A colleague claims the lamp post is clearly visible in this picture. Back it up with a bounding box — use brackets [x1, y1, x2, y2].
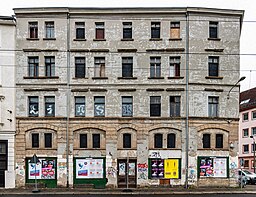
[250, 136, 256, 173]
[227, 76, 246, 99]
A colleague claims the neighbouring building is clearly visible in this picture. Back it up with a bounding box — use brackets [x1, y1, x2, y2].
[239, 87, 256, 172]
[0, 16, 16, 188]
[14, 7, 244, 188]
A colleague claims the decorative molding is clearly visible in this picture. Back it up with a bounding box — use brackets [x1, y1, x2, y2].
[118, 89, 136, 92]
[166, 88, 185, 92]
[71, 89, 89, 92]
[70, 49, 89, 52]
[117, 49, 137, 53]
[24, 88, 58, 92]
[146, 88, 165, 92]
[204, 88, 223, 92]
[205, 48, 224, 52]
[90, 88, 107, 92]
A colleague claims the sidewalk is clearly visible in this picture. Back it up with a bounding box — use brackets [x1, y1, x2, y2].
[1, 185, 256, 195]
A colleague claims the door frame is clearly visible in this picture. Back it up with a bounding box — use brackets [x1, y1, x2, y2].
[0, 140, 8, 187]
[117, 159, 137, 188]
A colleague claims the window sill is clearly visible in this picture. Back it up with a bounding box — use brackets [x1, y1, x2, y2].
[73, 38, 87, 41]
[205, 76, 223, 79]
[121, 38, 134, 41]
[117, 77, 137, 80]
[24, 76, 59, 79]
[148, 77, 164, 79]
[167, 76, 184, 79]
[92, 77, 108, 80]
[43, 38, 56, 40]
[26, 38, 39, 41]
[93, 39, 106, 41]
[169, 38, 182, 41]
[149, 38, 162, 41]
[208, 38, 221, 41]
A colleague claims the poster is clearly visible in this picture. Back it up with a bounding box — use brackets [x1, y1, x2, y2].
[151, 159, 164, 178]
[28, 158, 56, 180]
[28, 162, 42, 179]
[213, 158, 227, 177]
[164, 159, 179, 179]
[128, 162, 136, 176]
[76, 158, 104, 179]
[119, 162, 126, 176]
[199, 157, 214, 177]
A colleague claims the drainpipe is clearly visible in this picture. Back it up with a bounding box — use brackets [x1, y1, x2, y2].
[184, 9, 190, 189]
[66, 11, 71, 188]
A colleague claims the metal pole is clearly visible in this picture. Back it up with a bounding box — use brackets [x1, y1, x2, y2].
[34, 163, 38, 191]
[184, 10, 190, 189]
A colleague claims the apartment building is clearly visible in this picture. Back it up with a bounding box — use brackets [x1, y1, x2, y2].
[14, 7, 244, 188]
[0, 16, 16, 188]
[239, 87, 256, 172]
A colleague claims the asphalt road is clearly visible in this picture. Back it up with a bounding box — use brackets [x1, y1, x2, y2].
[1, 195, 256, 197]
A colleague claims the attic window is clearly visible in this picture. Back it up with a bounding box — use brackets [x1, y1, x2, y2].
[240, 99, 250, 105]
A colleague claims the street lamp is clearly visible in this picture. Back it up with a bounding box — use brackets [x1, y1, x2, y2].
[250, 136, 256, 173]
[227, 76, 246, 99]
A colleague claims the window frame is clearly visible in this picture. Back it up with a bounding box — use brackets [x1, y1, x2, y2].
[75, 57, 86, 78]
[75, 96, 85, 117]
[28, 56, 39, 77]
[167, 133, 176, 148]
[44, 133, 52, 148]
[170, 22, 180, 39]
[243, 128, 249, 137]
[208, 56, 219, 77]
[122, 57, 133, 77]
[32, 133, 39, 148]
[151, 22, 161, 39]
[45, 96, 55, 117]
[95, 22, 105, 40]
[123, 133, 132, 148]
[150, 96, 161, 117]
[208, 96, 219, 117]
[170, 96, 181, 117]
[45, 21, 55, 39]
[169, 56, 181, 77]
[94, 96, 105, 117]
[243, 144, 249, 153]
[45, 56, 55, 77]
[243, 112, 249, 121]
[80, 134, 87, 148]
[203, 134, 211, 148]
[92, 133, 101, 148]
[28, 96, 39, 117]
[122, 96, 133, 117]
[154, 133, 163, 148]
[94, 57, 105, 77]
[215, 134, 223, 148]
[28, 22, 38, 39]
[75, 22, 85, 39]
[150, 57, 161, 78]
[209, 21, 218, 39]
[123, 22, 132, 39]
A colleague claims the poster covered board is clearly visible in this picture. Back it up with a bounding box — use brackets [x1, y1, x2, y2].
[28, 159, 56, 180]
[199, 157, 227, 178]
[76, 158, 104, 179]
[164, 159, 179, 179]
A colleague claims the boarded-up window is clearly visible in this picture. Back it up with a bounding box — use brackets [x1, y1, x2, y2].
[170, 22, 180, 39]
[95, 22, 105, 39]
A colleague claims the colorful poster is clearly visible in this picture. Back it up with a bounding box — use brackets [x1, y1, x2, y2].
[151, 159, 164, 178]
[41, 160, 55, 179]
[28, 162, 42, 179]
[199, 158, 214, 177]
[128, 162, 136, 176]
[213, 158, 227, 177]
[164, 159, 179, 179]
[76, 158, 104, 179]
[119, 162, 126, 176]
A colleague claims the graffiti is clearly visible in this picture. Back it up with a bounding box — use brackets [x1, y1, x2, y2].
[16, 163, 25, 176]
[151, 152, 161, 158]
[138, 163, 148, 180]
[188, 168, 196, 183]
[58, 162, 66, 175]
[230, 162, 238, 178]
[107, 167, 117, 177]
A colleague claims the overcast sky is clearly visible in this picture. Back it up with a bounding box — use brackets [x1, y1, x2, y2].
[1, 0, 255, 92]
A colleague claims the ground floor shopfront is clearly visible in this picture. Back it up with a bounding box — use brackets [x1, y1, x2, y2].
[15, 118, 239, 188]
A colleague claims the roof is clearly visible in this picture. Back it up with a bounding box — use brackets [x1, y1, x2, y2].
[240, 87, 256, 112]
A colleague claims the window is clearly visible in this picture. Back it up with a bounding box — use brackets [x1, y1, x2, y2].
[252, 127, 256, 136]
[154, 134, 163, 148]
[243, 128, 249, 137]
[170, 22, 180, 39]
[170, 96, 181, 117]
[216, 134, 223, 148]
[93, 134, 100, 148]
[151, 22, 160, 39]
[32, 133, 39, 148]
[243, 113, 249, 121]
[122, 57, 133, 77]
[123, 22, 132, 39]
[169, 57, 180, 77]
[150, 96, 161, 117]
[94, 96, 105, 117]
[45, 96, 55, 117]
[167, 133, 176, 148]
[28, 96, 39, 117]
[75, 57, 86, 78]
[123, 133, 131, 148]
[95, 22, 105, 40]
[208, 56, 219, 77]
[150, 57, 161, 78]
[94, 57, 105, 77]
[75, 97, 85, 117]
[208, 96, 218, 117]
[28, 57, 39, 77]
[244, 160, 249, 168]
[122, 96, 133, 117]
[75, 22, 85, 39]
[252, 111, 256, 119]
[45, 56, 55, 77]
[80, 134, 87, 148]
[29, 22, 38, 39]
[243, 144, 249, 153]
[45, 21, 54, 38]
[44, 133, 52, 148]
[203, 134, 211, 148]
[252, 144, 255, 153]
[209, 21, 218, 39]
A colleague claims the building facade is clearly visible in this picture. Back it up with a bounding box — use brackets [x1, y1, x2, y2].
[14, 7, 244, 188]
[0, 16, 16, 188]
[239, 87, 256, 172]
